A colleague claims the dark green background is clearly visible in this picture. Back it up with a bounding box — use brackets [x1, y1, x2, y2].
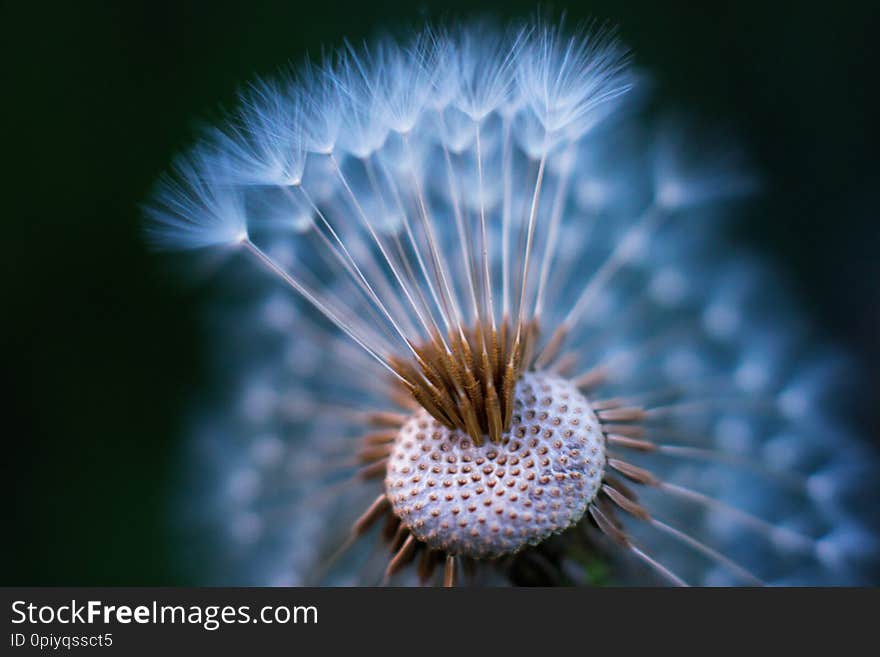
[3, 1, 878, 584]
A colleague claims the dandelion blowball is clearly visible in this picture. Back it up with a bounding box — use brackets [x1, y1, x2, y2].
[147, 18, 879, 586]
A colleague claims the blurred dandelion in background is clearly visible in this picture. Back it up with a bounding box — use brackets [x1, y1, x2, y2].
[147, 17, 879, 586]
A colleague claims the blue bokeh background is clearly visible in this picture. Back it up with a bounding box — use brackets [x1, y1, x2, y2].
[3, 0, 878, 584]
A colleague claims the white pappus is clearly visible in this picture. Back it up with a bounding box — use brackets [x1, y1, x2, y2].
[147, 19, 879, 586]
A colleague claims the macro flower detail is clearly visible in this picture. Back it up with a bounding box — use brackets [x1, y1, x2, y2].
[148, 20, 879, 586]
[385, 372, 606, 561]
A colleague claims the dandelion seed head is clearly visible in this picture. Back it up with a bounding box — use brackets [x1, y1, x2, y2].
[151, 18, 879, 586]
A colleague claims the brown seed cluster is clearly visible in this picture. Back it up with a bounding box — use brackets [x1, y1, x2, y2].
[389, 319, 539, 447]
[385, 372, 605, 558]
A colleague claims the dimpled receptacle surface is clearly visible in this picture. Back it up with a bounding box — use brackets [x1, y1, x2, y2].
[385, 372, 606, 558]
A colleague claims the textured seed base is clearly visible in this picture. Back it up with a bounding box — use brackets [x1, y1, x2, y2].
[385, 372, 606, 558]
